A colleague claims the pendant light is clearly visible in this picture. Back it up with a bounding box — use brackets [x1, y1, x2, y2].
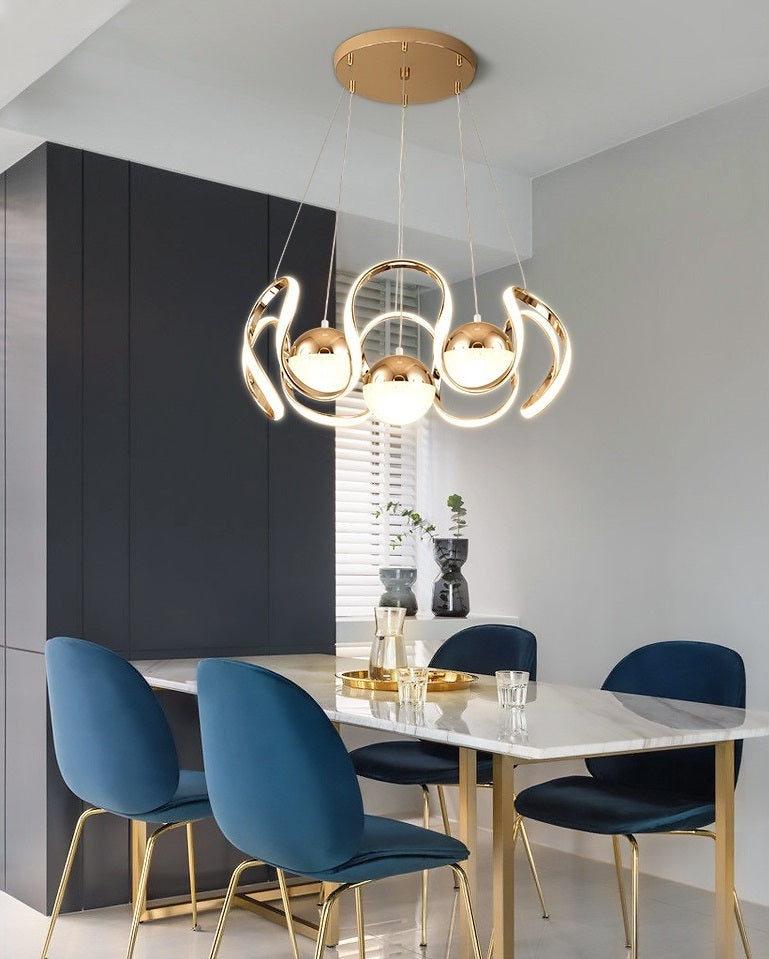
[241, 28, 571, 429]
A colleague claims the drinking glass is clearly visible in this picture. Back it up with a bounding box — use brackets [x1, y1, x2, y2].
[396, 666, 429, 706]
[496, 670, 529, 708]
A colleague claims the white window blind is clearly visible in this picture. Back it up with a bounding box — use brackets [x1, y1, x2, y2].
[335, 272, 429, 618]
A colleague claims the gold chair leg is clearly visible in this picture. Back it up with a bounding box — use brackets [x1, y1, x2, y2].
[437, 784, 452, 835]
[185, 822, 199, 931]
[355, 886, 366, 959]
[625, 834, 639, 959]
[486, 928, 494, 959]
[451, 864, 483, 959]
[315, 884, 355, 959]
[420, 784, 430, 947]
[733, 889, 752, 959]
[40, 807, 106, 959]
[208, 859, 263, 959]
[612, 835, 632, 948]
[438, 785, 460, 890]
[669, 829, 752, 959]
[125, 821, 186, 959]
[516, 816, 549, 919]
[276, 868, 301, 959]
[444, 887, 459, 959]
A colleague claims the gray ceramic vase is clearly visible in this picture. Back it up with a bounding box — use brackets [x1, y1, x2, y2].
[378, 566, 418, 616]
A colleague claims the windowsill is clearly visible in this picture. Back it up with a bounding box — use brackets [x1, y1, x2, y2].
[335, 612, 520, 660]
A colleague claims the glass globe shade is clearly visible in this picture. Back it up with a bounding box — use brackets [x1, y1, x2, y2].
[362, 353, 436, 425]
[286, 326, 352, 395]
[443, 321, 514, 390]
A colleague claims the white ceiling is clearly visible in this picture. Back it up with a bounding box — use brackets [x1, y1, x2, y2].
[2, 0, 769, 276]
[0, 0, 129, 167]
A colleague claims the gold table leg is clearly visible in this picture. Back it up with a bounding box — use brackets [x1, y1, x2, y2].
[492, 755, 515, 959]
[715, 740, 735, 959]
[458, 747, 477, 959]
[130, 821, 148, 915]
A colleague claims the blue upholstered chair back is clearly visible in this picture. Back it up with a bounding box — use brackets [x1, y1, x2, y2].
[197, 659, 365, 875]
[586, 641, 745, 799]
[45, 637, 180, 816]
[429, 624, 537, 680]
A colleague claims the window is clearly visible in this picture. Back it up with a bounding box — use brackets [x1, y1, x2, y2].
[335, 272, 429, 618]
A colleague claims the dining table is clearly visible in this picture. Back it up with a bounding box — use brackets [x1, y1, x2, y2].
[134, 651, 769, 959]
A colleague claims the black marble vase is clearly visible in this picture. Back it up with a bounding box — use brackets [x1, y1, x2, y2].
[431, 538, 470, 617]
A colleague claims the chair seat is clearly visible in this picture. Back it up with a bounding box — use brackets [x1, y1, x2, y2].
[515, 775, 715, 835]
[130, 770, 212, 824]
[351, 740, 494, 786]
[305, 815, 468, 883]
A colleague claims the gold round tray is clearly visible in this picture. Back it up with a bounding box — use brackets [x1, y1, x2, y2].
[337, 669, 477, 692]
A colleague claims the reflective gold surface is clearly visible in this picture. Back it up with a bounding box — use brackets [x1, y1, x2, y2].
[333, 29, 476, 104]
[337, 668, 478, 692]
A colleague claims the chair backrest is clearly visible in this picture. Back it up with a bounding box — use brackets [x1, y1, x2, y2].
[586, 640, 745, 798]
[45, 637, 179, 816]
[429, 624, 538, 679]
[197, 659, 365, 875]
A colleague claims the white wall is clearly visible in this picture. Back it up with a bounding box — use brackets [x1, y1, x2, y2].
[427, 87, 769, 906]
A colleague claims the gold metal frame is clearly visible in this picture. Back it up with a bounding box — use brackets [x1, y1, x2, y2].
[41, 808, 202, 959]
[242, 266, 571, 430]
[207, 860, 483, 959]
[333, 29, 477, 105]
[612, 828, 752, 959]
[423, 781, 549, 956]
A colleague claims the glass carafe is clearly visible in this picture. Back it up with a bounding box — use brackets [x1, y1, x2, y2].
[369, 606, 408, 682]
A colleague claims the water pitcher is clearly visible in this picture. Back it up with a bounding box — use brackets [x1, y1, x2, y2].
[369, 606, 408, 681]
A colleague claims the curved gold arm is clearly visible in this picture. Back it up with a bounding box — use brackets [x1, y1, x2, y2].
[358, 309, 437, 376]
[241, 277, 301, 421]
[502, 286, 525, 379]
[433, 374, 520, 428]
[241, 276, 369, 427]
[513, 287, 571, 418]
[343, 258, 452, 380]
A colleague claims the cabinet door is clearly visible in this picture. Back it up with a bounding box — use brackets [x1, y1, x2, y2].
[130, 164, 270, 658]
[267, 197, 335, 654]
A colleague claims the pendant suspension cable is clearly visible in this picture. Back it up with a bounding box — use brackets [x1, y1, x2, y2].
[456, 91, 480, 318]
[322, 88, 355, 326]
[463, 91, 527, 290]
[396, 45, 408, 351]
[274, 89, 345, 281]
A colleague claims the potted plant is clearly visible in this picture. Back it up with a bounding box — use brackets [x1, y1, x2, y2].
[373, 503, 436, 616]
[432, 494, 470, 618]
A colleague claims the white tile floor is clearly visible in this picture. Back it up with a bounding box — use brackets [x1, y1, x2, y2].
[5, 838, 768, 959]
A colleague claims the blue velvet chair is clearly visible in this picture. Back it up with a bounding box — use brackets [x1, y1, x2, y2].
[515, 640, 751, 959]
[349, 623, 548, 945]
[44, 637, 212, 959]
[197, 658, 484, 959]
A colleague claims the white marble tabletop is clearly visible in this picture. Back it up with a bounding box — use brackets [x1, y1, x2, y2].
[133, 653, 769, 762]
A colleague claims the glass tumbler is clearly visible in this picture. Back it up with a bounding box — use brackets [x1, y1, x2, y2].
[496, 670, 529, 708]
[396, 666, 430, 706]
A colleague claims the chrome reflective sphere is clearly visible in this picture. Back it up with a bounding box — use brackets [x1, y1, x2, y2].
[443, 320, 515, 391]
[285, 326, 352, 396]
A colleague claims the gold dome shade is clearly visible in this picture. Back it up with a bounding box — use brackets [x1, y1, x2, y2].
[285, 326, 352, 397]
[443, 320, 515, 391]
